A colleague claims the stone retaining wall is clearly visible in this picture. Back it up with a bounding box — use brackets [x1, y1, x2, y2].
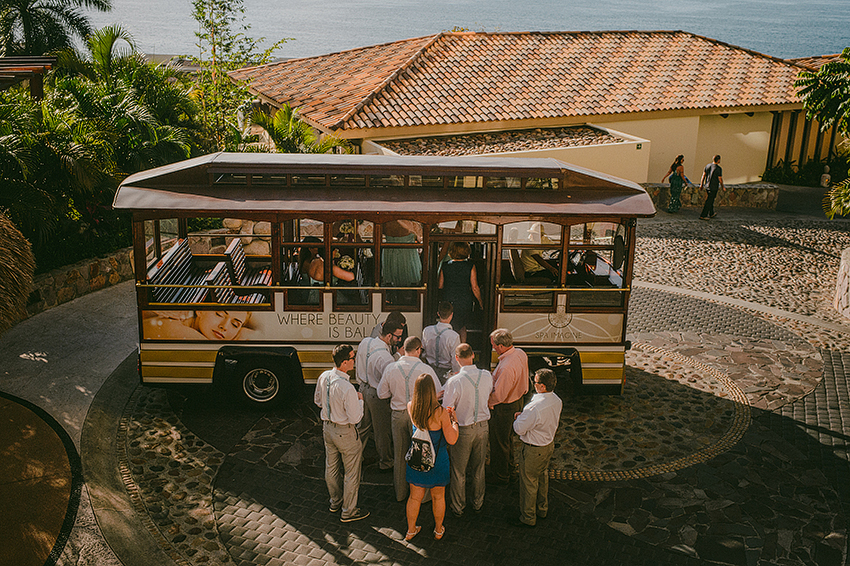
[24, 247, 136, 321]
[19, 220, 272, 326]
[835, 248, 850, 321]
[643, 183, 779, 211]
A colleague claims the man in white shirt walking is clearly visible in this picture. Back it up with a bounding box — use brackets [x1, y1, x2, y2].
[378, 336, 442, 501]
[442, 342, 492, 517]
[314, 344, 369, 522]
[512, 368, 562, 527]
[355, 320, 403, 472]
[422, 301, 461, 384]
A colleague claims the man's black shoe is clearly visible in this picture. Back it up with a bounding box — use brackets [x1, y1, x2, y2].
[450, 508, 463, 518]
[514, 518, 536, 528]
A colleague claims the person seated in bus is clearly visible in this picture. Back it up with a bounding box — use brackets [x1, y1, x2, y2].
[300, 237, 355, 284]
[143, 310, 253, 341]
[438, 241, 483, 343]
[520, 223, 558, 283]
[422, 302, 461, 384]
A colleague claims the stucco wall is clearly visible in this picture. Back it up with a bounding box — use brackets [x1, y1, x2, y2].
[598, 116, 701, 184]
[464, 139, 650, 184]
[694, 113, 773, 184]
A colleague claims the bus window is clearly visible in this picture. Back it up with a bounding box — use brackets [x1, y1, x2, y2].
[381, 220, 423, 308]
[144, 220, 158, 264]
[160, 218, 179, 254]
[525, 178, 559, 190]
[566, 222, 628, 308]
[431, 220, 495, 235]
[569, 222, 618, 246]
[332, 219, 374, 307]
[284, 218, 325, 307]
[502, 221, 562, 286]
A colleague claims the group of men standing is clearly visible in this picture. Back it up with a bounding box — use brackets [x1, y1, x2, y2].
[314, 302, 563, 528]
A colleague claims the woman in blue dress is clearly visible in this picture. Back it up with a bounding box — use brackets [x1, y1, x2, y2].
[405, 374, 458, 541]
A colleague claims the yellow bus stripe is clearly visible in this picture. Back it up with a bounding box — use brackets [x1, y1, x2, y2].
[143, 366, 214, 379]
[299, 351, 334, 364]
[581, 367, 624, 382]
[579, 352, 625, 364]
[141, 350, 218, 363]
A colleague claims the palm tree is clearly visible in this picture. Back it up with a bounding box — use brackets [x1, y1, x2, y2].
[0, 212, 35, 336]
[250, 103, 350, 154]
[795, 47, 850, 218]
[0, 0, 112, 56]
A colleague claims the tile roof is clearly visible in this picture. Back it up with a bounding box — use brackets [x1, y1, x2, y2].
[787, 54, 843, 71]
[229, 31, 808, 133]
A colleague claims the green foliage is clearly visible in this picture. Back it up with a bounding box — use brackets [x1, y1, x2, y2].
[795, 47, 850, 218]
[795, 47, 850, 139]
[0, 26, 205, 272]
[824, 178, 850, 219]
[249, 103, 350, 154]
[761, 154, 849, 186]
[188, 217, 224, 232]
[189, 0, 288, 151]
[0, 0, 111, 56]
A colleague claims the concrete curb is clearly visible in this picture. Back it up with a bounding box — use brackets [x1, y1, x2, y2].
[80, 353, 179, 566]
[633, 279, 850, 334]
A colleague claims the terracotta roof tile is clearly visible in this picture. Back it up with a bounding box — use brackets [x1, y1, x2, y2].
[230, 31, 808, 132]
[787, 54, 843, 70]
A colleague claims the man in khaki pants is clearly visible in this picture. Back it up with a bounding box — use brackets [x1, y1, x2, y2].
[513, 368, 562, 527]
[442, 343, 492, 516]
[314, 344, 370, 523]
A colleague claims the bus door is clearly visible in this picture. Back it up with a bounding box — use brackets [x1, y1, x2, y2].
[426, 236, 497, 358]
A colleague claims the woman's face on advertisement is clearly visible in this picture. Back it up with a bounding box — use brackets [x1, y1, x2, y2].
[196, 311, 246, 340]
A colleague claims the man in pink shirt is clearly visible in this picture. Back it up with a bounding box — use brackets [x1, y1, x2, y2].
[487, 328, 529, 485]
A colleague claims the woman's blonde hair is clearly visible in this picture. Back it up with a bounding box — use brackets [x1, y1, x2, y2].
[410, 373, 439, 430]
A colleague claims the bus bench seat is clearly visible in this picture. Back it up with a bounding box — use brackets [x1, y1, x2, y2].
[147, 239, 201, 303]
[207, 262, 266, 305]
[224, 238, 272, 288]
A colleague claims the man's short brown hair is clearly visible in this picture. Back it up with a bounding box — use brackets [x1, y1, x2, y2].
[437, 301, 453, 320]
[535, 368, 557, 392]
[333, 343, 354, 367]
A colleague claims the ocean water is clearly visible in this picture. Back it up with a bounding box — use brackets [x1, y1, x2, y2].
[88, 0, 850, 61]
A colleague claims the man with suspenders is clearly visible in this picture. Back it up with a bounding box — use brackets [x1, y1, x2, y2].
[314, 344, 369, 522]
[442, 342, 493, 517]
[422, 301, 461, 385]
[378, 336, 443, 501]
[355, 321, 403, 472]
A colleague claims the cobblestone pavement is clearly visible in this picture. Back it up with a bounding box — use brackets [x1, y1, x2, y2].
[108, 211, 850, 566]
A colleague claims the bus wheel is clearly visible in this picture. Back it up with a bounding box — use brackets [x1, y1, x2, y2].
[239, 363, 282, 406]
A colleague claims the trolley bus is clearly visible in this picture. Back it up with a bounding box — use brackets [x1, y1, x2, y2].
[113, 153, 655, 405]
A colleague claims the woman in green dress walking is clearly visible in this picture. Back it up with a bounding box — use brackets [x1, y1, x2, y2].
[661, 154, 689, 213]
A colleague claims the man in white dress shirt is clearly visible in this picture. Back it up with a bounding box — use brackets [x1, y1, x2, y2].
[314, 344, 369, 522]
[355, 320, 403, 472]
[378, 336, 442, 501]
[442, 342, 492, 517]
[422, 301, 461, 384]
[512, 368, 562, 527]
